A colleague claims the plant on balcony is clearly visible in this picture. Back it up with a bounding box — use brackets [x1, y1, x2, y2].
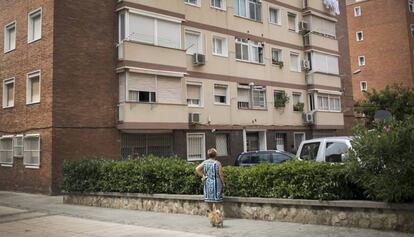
[293, 102, 305, 112]
[274, 92, 289, 108]
[272, 60, 284, 69]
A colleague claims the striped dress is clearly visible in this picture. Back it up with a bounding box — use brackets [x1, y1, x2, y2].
[203, 159, 223, 202]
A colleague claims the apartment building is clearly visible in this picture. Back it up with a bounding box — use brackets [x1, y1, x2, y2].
[347, 0, 414, 102]
[0, 0, 351, 194]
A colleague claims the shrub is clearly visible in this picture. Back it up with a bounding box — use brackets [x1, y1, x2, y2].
[346, 117, 414, 203]
[63, 156, 361, 200]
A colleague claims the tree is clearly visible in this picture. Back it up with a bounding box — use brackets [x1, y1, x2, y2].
[355, 85, 414, 124]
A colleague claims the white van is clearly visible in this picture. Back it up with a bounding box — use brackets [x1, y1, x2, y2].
[296, 137, 352, 162]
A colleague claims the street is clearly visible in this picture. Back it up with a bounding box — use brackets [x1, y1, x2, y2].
[0, 191, 413, 237]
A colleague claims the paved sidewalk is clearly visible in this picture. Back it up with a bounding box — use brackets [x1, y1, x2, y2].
[0, 191, 413, 237]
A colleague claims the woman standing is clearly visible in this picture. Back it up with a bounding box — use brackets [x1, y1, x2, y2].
[196, 148, 225, 211]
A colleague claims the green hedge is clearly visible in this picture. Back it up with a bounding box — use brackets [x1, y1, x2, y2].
[63, 156, 363, 200]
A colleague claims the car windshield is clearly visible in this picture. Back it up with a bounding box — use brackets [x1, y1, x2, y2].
[300, 142, 320, 161]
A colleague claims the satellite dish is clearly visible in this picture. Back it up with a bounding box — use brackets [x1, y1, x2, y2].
[374, 110, 391, 122]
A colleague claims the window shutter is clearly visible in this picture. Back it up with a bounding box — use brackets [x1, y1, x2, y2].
[185, 32, 201, 54]
[33, 14, 41, 40]
[214, 86, 227, 97]
[119, 73, 126, 102]
[237, 88, 249, 102]
[187, 84, 201, 100]
[216, 134, 228, 156]
[128, 73, 156, 92]
[157, 76, 182, 103]
[157, 19, 180, 49]
[129, 13, 155, 43]
[31, 77, 40, 102]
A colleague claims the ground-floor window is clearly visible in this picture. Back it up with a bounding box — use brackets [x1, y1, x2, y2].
[275, 133, 286, 151]
[121, 133, 173, 159]
[187, 133, 205, 161]
[0, 136, 13, 165]
[215, 134, 229, 156]
[293, 132, 306, 152]
[23, 135, 40, 167]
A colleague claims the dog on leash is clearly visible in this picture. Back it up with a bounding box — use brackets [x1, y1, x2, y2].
[207, 209, 224, 228]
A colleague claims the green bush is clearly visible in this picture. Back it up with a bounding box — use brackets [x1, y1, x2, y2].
[63, 156, 362, 200]
[346, 117, 414, 203]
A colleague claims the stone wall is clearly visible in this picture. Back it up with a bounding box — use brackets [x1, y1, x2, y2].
[64, 193, 414, 233]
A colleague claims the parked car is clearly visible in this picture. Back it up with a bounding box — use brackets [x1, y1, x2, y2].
[296, 137, 352, 163]
[234, 150, 295, 166]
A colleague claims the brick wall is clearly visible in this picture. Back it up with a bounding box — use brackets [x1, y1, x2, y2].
[347, 0, 414, 102]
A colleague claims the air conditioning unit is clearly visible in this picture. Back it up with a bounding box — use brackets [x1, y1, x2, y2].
[302, 60, 311, 70]
[299, 21, 309, 33]
[303, 34, 310, 46]
[189, 113, 201, 124]
[193, 53, 206, 66]
[303, 112, 314, 124]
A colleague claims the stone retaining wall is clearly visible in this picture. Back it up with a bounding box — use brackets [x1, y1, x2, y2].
[63, 192, 414, 233]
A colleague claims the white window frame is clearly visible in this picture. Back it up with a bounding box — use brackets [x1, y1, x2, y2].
[186, 81, 204, 107]
[3, 78, 15, 108]
[27, 8, 42, 43]
[211, 0, 226, 10]
[316, 94, 341, 112]
[214, 84, 229, 105]
[13, 135, 24, 157]
[215, 134, 229, 156]
[290, 52, 301, 72]
[184, 30, 203, 55]
[23, 134, 41, 168]
[288, 12, 298, 32]
[26, 70, 41, 105]
[360, 81, 368, 92]
[356, 31, 364, 41]
[233, 0, 262, 22]
[212, 35, 228, 57]
[0, 135, 14, 166]
[128, 90, 156, 103]
[411, 24, 414, 38]
[354, 6, 361, 17]
[186, 133, 206, 161]
[292, 92, 303, 112]
[293, 132, 306, 150]
[409, 0, 414, 13]
[358, 55, 366, 66]
[235, 38, 264, 64]
[271, 48, 283, 64]
[269, 7, 281, 25]
[185, 0, 201, 7]
[4, 21, 16, 53]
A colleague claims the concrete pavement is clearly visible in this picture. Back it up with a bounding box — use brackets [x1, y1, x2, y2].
[0, 191, 413, 237]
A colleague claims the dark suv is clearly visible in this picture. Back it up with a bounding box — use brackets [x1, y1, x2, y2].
[234, 150, 294, 166]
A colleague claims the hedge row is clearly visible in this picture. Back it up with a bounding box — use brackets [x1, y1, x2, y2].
[62, 156, 364, 200]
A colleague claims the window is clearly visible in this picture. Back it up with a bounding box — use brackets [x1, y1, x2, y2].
[28, 8, 42, 43]
[411, 24, 414, 38]
[233, 0, 262, 21]
[275, 133, 286, 151]
[317, 94, 341, 112]
[356, 31, 364, 41]
[311, 52, 339, 75]
[308, 93, 315, 111]
[128, 91, 156, 103]
[293, 132, 305, 151]
[121, 133, 173, 159]
[13, 135, 23, 157]
[212, 36, 228, 57]
[299, 142, 320, 161]
[237, 84, 266, 109]
[27, 71, 41, 104]
[292, 92, 303, 112]
[187, 133, 206, 161]
[185, 30, 202, 55]
[271, 48, 282, 64]
[4, 22, 16, 52]
[360, 81, 368, 92]
[211, 0, 226, 10]
[185, 0, 200, 6]
[288, 12, 297, 32]
[118, 12, 126, 42]
[274, 90, 288, 108]
[214, 84, 228, 104]
[0, 136, 13, 165]
[290, 52, 300, 72]
[304, 15, 336, 38]
[325, 142, 349, 163]
[269, 7, 281, 25]
[236, 38, 264, 63]
[354, 6, 361, 16]
[23, 135, 40, 167]
[358, 56, 366, 66]
[187, 83, 202, 107]
[126, 13, 181, 49]
[3, 78, 15, 108]
[409, 0, 414, 13]
[216, 134, 229, 156]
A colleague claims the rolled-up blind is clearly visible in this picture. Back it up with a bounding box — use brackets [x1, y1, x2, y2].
[187, 84, 201, 100]
[128, 73, 156, 92]
[157, 19, 180, 49]
[157, 76, 182, 103]
[129, 13, 155, 44]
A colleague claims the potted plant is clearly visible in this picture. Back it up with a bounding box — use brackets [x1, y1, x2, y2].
[272, 60, 284, 69]
[293, 102, 304, 112]
[274, 92, 289, 108]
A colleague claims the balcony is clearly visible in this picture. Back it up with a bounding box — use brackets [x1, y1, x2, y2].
[303, 0, 337, 15]
[306, 72, 341, 90]
[304, 33, 338, 52]
[118, 102, 189, 129]
[313, 111, 344, 129]
[118, 41, 187, 72]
